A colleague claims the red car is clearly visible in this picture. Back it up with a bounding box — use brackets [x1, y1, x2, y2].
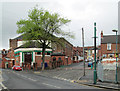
[12, 65, 23, 71]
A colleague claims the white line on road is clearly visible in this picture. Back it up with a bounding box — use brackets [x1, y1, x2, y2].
[12, 71, 37, 82]
[0, 82, 7, 89]
[42, 83, 61, 89]
[53, 77, 72, 82]
[28, 78, 37, 82]
[21, 75, 27, 78]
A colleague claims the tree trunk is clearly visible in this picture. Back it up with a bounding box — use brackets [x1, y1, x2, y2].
[42, 42, 46, 70]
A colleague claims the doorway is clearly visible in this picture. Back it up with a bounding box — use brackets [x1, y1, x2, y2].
[24, 52, 32, 69]
[12, 60, 15, 66]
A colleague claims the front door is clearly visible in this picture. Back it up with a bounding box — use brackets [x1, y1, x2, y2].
[24, 52, 32, 69]
[12, 60, 15, 66]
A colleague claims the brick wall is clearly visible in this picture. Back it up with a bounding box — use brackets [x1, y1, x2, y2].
[35, 55, 51, 68]
[2, 49, 15, 68]
[9, 39, 17, 49]
[101, 43, 120, 58]
[51, 38, 73, 61]
[15, 56, 20, 66]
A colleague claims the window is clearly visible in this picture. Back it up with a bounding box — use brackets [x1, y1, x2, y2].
[92, 50, 94, 54]
[107, 43, 111, 50]
[103, 54, 107, 58]
[58, 57, 61, 60]
[37, 52, 41, 55]
[46, 52, 50, 55]
[5, 51, 7, 54]
[108, 54, 114, 57]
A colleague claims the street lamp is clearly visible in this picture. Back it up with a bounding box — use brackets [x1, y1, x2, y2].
[94, 22, 97, 84]
[112, 29, 118, 84]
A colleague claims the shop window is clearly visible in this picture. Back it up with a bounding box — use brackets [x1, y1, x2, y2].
[37, 52, 41, 55]
[47, 52, 50, 55]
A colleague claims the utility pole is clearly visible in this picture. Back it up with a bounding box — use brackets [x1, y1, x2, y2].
[112, 29, 118, 84]
[94, 22, 97, 84]
[82, 28, 85, 76]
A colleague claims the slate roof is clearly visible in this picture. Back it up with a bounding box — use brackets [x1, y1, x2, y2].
[13, 35, 23, 40]
[15, 41, 51, 50]
[101, 35, 120, 44]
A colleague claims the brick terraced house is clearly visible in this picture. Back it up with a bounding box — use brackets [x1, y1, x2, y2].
[0, 49, 9, 68]
[100, 31, 120, 59]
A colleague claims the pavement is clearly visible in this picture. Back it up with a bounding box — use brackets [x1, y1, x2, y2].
[75, 71, 119, 90]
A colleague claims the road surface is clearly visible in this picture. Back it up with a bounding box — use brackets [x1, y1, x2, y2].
[2, 69, 102, 90]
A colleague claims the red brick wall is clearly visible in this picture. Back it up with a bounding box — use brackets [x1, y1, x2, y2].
[35, 55, 51, 68]
[101, 43, 120, 58]
[9, 39, 17, 49]
[15, 56, 20, 66]
[51, 56, 65, 64]
[51, 56, 72, 65]
[2, 49, 15, 68]
[51, 38, 73, 62]
[2, 57, 11, 68]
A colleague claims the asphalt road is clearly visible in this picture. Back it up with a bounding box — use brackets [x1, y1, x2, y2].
[2, 69, 102, 90]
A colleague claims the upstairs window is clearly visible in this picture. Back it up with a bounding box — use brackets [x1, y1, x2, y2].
[107, 43, 111, 50]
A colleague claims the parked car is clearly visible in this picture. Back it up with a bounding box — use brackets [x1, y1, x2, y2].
[12, 65, 23, 71]
[88, 62, 93, 67]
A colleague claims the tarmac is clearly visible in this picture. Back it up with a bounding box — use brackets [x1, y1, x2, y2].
[31, 64, 120, 90]
[1, 62, 120, 90]
[0, 69, 8, 91]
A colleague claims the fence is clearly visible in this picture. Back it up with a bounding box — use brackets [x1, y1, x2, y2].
[97, 62, 120, 83]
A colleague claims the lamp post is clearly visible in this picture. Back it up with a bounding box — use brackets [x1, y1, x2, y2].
[82, 28, 85, 76]
[112, 29, 118, 84]
[94, 22, 97, 84]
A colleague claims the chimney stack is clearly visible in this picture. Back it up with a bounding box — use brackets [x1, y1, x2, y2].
[101, 31, 103, 40]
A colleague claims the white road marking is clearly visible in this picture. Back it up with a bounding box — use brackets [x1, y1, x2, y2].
[12, 71, 37, 82]
[28, 78, 37, 82]
[42, 83, 61, 89]
[55, 71, 70, 77]
[21, 75, 27, 78]
[53, 76, 72, 82]
[0, 82, 7, 89]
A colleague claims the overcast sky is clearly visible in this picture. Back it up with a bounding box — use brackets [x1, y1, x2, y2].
[0, 0, 119, 50]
